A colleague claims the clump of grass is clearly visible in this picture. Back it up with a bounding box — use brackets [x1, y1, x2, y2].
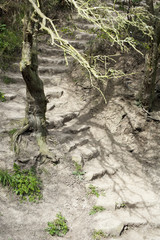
[89, 205, 106, 215]
[92, 230, 107, 240]
[88, 185, 100, 197]
[0, 163, 42, 202]
[46, 213, 69, 237]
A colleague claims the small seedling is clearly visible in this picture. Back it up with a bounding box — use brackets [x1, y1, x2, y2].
[0, 91, 6, 102]
[72, 162, 85, 177]
[115, 202, 126, 209]
[92, 230, 107, 240]
[0, 164, 42, 202]
[88, 185, 100, 198]
[89, 205, 106, 215]
[46, 213, 69, 237]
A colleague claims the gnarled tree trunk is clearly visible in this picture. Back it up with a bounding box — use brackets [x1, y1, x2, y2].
[20, 8, 47, 137]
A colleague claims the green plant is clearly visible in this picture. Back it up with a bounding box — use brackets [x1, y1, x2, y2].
[0, 164, 42, 201]
[115, 202, 126, 209]
[92, 230, 107, 240]
[89, 206, 106, 215]
[0, 91, 6, 102]
[88, 185, 100, 198]
[46, 213, 69, 237]
[61, 26, 74, 37]
[72, 162, 85, 176]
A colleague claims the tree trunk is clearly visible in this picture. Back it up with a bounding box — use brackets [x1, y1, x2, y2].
[20, 10, 47, 137]
[140, 40, 159, 110]
[139, 1, 160, 110]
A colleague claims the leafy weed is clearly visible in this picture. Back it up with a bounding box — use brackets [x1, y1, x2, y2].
[92, 230, 107, 240]
[89, 206, 106, 215]
[46, 213, 69, 237]
[0, 164, 42, 202]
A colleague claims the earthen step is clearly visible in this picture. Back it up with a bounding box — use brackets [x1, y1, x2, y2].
[38, 56, 73, 65]
[48, 112, 79, 129]
[38, 65, 69, 75]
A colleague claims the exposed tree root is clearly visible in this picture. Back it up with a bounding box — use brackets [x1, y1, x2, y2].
[12, 124, 30, 154]
[12, 125, 58, 165]
[36, 135, 59, 164]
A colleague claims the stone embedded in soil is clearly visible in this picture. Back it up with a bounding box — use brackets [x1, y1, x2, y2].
[5, 93, 17, 101]
[93, 212, 124, 237]
[48, 112, 79, 128]
[45, 89, 64, 99]
[71, 145, 99, 166]
[64, 138, 89, 152]
[84, 158, 117, 181]
[63, 124, 90, 134]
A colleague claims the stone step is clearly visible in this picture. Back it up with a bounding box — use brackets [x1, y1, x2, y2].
[38, 65, 69, 75]
[45, 87, 64, 100]
[38, 46, 65, 57]
[63, 138, 89, 152]
[84, 158, 117, 181]
[75, 32, 96, 40]
[62, 124, 90, 134]
[48, 112, 79, 129]
[92, 210, 148, 238]
[67, 40, 87, 50]
[1, 72, 66, 86]
[71, 144, 99, 165]
[76, 23, 98, 31]
[38, 55, 73, 65]
[93, 205, 160, 237]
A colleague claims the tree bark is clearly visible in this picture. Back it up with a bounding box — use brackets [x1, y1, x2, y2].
[139, 0, 160, 110]
[20, 10, 47, 137]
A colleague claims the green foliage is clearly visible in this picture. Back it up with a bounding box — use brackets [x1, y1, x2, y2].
[0, 25, 21, 54]
[0, 164, 42, 202]
[72, 162, 85, 176]
[0, 91, 6, 102]
[88, 185, 100, 198]
[46, 213, 69, 237]
[89, 206, 106, 215]
[0, 23, 22, 70]
[60, 26, 75, 37]
[92, 230, 107, 240]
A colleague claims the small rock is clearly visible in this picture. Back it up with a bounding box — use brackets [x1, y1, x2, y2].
[72, 154, 83, 165]
[5, 93, 17, 101]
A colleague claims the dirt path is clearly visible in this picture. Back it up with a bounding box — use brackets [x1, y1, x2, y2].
[0, 17, 160, 240]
